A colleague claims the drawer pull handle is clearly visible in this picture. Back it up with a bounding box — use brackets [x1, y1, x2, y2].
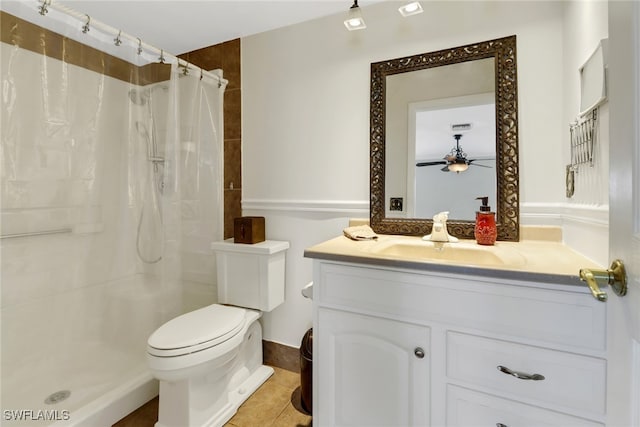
[497, 365, 545, 381]
[414, 347, 425, 359]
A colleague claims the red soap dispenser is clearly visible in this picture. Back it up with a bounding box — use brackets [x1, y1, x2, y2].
[475, 196, 497, 245]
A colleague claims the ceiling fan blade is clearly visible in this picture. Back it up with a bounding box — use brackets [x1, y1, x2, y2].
[468, 158, 495, 163]
[467, 159, 493, 168]
[416, 161, 447, 167]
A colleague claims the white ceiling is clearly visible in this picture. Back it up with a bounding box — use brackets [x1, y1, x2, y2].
[415, 103, 496, 161]
[40, 0, 382, 55]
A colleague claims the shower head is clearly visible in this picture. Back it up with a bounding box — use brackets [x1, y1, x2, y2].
[128, 89, 148, 106]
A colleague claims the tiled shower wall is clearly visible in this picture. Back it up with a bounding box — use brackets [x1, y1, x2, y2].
[180, 39, 241, 239]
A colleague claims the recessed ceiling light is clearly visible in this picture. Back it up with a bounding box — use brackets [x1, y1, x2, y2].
[399, 1, 424, 17]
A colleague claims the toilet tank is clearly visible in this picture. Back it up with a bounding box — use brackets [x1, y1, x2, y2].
[210, 239, 289, 312]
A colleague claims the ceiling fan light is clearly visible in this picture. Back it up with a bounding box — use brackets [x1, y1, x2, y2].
[344, 1, 366, 30]
[448, 162, 469, 173]
[398, 1, 423, 17]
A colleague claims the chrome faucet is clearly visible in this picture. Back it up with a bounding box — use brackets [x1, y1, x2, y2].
[423, 211, 459, 243]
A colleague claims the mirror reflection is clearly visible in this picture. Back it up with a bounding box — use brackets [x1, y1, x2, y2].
[370, 35, 519, 240]
[385, 58, 496, 220]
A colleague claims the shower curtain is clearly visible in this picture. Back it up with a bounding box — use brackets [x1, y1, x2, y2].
[1, 6, 223, 424]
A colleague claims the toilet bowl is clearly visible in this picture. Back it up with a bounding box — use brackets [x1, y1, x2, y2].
[147, 305, 270, 427]
[147, 239, 289, 427]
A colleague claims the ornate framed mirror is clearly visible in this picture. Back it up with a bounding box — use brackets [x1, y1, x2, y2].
[370, 35, 519, 241]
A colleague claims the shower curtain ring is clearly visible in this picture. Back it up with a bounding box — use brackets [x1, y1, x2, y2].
[114, 30, 123, 46]
[137, 38, 143, 55]
[82, 15, 91, 33]
[158, 49, 166, 64]
[180, 61, 189, 76]
[38, 0, 51, 16]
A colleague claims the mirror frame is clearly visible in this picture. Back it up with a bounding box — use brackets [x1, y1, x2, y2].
[370, 35, 519, 241]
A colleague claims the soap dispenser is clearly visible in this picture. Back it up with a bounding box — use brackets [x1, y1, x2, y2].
[475, 196, 497, 245]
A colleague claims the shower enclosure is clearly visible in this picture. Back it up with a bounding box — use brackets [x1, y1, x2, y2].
[1, 3, 225, 425]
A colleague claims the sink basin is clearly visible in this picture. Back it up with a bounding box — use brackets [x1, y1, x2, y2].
[368, 239, 526, 267]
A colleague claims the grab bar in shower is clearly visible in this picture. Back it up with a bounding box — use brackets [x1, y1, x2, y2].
[0, 228, 73, 239]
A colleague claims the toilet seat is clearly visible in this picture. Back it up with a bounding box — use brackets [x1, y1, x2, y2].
[148, 304, 246, 357]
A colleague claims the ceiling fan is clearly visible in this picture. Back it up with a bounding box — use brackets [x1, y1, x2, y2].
[415, 134, 493, 173]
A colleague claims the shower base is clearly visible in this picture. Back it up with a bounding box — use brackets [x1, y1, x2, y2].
[1, 274, 215, 427]
[2, 340, 157, 426]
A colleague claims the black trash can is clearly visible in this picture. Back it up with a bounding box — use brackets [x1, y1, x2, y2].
[300, 327, 313, 413]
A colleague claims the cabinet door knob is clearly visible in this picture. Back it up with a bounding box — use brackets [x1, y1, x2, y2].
[414, 347, 425, 358]
[497, 365, 545, 381]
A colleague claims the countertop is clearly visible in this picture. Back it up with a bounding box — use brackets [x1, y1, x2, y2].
[304, 234, 603, 287]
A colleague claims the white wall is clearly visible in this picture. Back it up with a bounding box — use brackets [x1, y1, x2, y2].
[242, 1, 607, 347]
[560, 1, 610, 264]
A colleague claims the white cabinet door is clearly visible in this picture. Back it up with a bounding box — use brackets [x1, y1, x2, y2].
[317, 308, 430, 427]
[607, 2, 640, 425]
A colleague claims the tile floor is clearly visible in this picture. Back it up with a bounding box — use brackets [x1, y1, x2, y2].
[113, 367, 312, 427]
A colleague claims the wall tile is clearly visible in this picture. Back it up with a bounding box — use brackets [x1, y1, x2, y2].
[181, 45, 223, 73]
[181, 39, 241, 239]
[224, 189, 242, 239]
[224, 88, 241, 140]
[220, 40, 241, 90]
[224, 139, 241, 190]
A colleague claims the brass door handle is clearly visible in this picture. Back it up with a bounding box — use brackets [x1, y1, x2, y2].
[579, 259, 627, 302]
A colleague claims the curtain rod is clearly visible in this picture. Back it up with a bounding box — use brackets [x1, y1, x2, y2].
[37, 0, 228, 86]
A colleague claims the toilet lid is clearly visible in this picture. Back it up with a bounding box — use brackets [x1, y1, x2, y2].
[148, 304, 245, 357]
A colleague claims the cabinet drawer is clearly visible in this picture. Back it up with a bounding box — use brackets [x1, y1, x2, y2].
[318, 263, 605, 351]
[447, 332, 606, 415]
[447, 385, 604, 427]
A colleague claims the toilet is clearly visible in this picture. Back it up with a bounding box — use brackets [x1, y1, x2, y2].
[147, 239, 289, 427]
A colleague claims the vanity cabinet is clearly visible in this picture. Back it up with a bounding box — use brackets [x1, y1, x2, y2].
[312, 260, 607, 427]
